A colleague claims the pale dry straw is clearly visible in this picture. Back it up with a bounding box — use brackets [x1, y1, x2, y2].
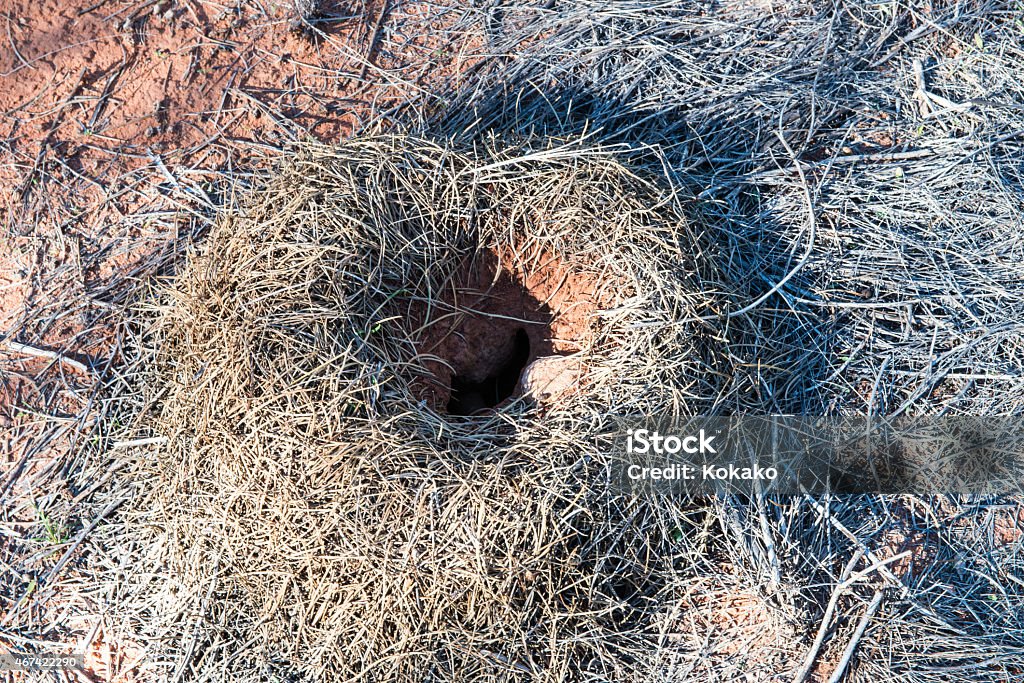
[111, 135, 734, 681]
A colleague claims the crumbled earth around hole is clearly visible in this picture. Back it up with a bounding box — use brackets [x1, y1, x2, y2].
[410, 246, 612, 412]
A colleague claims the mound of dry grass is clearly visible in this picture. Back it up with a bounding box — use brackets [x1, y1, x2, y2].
[9, 3, 1024, 681]
[110, 135, 742, 680]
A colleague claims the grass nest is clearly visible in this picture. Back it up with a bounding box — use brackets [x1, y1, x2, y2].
[127, 135, 733, 680]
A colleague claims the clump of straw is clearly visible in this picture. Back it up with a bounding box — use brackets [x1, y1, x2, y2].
[126, 135, 733, 680]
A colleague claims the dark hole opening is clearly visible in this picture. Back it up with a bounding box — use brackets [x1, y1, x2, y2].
[446, 328, 531, 415]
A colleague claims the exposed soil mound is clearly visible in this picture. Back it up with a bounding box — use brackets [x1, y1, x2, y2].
[118, 135, 731, 681]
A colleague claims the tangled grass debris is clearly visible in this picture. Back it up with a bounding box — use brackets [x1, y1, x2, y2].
[104, 135, 749, 680]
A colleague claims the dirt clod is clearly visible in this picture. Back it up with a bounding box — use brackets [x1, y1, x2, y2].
[518, 353, 581, 403]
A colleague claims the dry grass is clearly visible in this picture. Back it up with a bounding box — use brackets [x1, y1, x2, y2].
[423, 0, 1024, 418]
[93, 135, 742, 681]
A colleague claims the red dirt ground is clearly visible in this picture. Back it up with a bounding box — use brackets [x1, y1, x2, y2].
[0, 0, 480, 494]
[0, 0, 483, 447]
[0, 0, 480, 347]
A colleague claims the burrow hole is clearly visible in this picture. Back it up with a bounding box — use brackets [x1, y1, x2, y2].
[411, 248, 606, 415]
[447, 328, 531, 415]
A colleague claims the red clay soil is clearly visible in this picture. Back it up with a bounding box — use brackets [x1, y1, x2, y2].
[496, 245, 614, 350]
[0, 0, 481, 356]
